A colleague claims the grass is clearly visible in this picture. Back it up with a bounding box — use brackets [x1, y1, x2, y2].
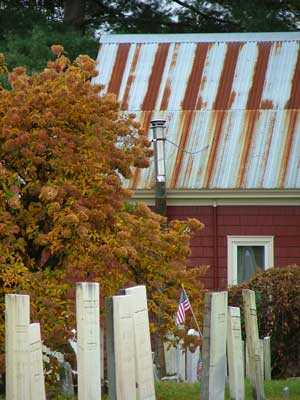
[1, 380, 299, 399]
[93, 380, 300, 399]
[154, 380, 300, 399]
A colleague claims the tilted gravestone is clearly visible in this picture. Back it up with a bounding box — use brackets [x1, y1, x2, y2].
[106, 295, 136, 400]
[5, 294, 31, 400]
[124, 285, 156, 400]
[200, 291, 228, 400]
[242, 289, 265, 400]
[29, 323, 46, 400]
[227, 306, 245, 400]
[76, 282, 101, 400]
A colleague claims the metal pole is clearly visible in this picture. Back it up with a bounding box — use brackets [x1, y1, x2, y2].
[151, 119, 167, 216]
[151, 119, 167, 378]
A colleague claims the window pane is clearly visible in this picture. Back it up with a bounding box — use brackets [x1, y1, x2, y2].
[237, 246, 265, 283]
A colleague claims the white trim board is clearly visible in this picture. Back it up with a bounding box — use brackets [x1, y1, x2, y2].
[129, 189, 300, 206]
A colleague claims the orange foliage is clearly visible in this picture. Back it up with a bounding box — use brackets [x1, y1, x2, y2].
[0, 48, 207, 374]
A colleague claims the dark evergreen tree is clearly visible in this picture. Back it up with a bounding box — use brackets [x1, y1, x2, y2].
[0, 0, 299, 75]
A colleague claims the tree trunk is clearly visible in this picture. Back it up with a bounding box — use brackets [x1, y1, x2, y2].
[63, 0, 86, 32]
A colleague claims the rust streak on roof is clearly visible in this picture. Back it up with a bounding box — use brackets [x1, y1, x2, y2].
[160, 43, 180, 110]
[260, 112, 276, 186]
[238, 110, 259, 187]
[184, 155, 194, 185]
[285, 49, 300, 109]
[181, 43, 210, 110]
[121, 44, 141, 110]
[261, 99, 274, 109]
[171, 111, 195, 188]
[160, 83, 171, 111]
[107, 43, 131, 96]
[213, 42, 243, 110]
[279, 110, 298, 187]
[141, 43, 170, 110]
[247, 42, 272, 109]
[239, 43, 273, 185]
[203, 111, 227, 188]
[204, 43, 242, 187]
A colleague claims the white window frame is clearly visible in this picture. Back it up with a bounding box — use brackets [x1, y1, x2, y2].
[227, 236, 274, 287]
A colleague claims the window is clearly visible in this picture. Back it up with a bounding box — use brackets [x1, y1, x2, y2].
[227, 236, 274, 286]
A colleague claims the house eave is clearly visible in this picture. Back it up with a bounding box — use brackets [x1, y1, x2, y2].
[129, 189, 300, 206]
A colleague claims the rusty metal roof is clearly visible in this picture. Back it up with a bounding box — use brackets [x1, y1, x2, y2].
[94, 33, 300, 190]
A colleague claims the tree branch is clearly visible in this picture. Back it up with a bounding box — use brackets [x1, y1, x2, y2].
[171, 0, 240, 27]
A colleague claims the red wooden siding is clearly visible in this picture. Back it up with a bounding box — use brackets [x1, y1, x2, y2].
[167, 205, 300, 290]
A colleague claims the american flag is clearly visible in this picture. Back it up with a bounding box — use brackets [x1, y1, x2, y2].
[176, 289, 191, 325]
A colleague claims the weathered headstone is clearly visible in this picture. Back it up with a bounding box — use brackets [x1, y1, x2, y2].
[227, 306, 245, 400]
[245, 342, 250, 380]
[106, 295, 136, 400]
[60, 361, 75, 397]
[242, 289, 265, 400]
[164, 338, 177, 376]
[5, 294, 31, 400]
[100, 327, 104, 382]
[259, 339, 264, 380]
[124, 285, 156, 400]
[187, 345, 200, 383]
[263, 337, 271, 380]
[186, 330, 201, 383]
[29, 323, 46, 400]
[76, 282, 101, 400]
[176, 341, 186, 381]
[200, 291, 228, 400]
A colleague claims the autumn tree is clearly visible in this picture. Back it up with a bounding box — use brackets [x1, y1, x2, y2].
[0, 48, 207, 377]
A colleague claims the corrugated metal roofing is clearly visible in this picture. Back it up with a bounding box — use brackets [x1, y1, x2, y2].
[94, 33, 300, 190]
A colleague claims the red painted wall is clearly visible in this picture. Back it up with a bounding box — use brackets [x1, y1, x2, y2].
[167, 205, 300, 291]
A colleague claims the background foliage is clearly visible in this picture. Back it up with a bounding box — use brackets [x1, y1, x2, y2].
[228, 265, 300, 378]
[0, 0, 299, 77]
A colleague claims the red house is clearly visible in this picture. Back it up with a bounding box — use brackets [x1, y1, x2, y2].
[94, 32, 300, 290]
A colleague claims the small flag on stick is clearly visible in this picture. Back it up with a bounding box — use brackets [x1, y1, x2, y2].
[176, 288, 191, 325]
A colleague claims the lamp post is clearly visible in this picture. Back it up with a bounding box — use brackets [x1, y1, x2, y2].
[151, 119, 167, 378]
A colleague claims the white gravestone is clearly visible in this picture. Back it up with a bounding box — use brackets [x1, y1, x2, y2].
[200, 291, 228, 400]
[125, 286, 156, 400]
[5, 294, 31, 400]
[29, 323, 46, 400]
[164, 337, 177, 376]
[60, 361, 74, 397]
[259, 339, 264, 380]
[242, 289, 265, 400]
[186, 330, 201, 383]
[263, 337, 271, 380]
[187, 345, 200, 383]
[101, 327, 104, 381]
[106, 295, 136, 400]
[176, 341, 186, 381]
[227, 307, 245, 400]
[76, 282, 101, 400]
